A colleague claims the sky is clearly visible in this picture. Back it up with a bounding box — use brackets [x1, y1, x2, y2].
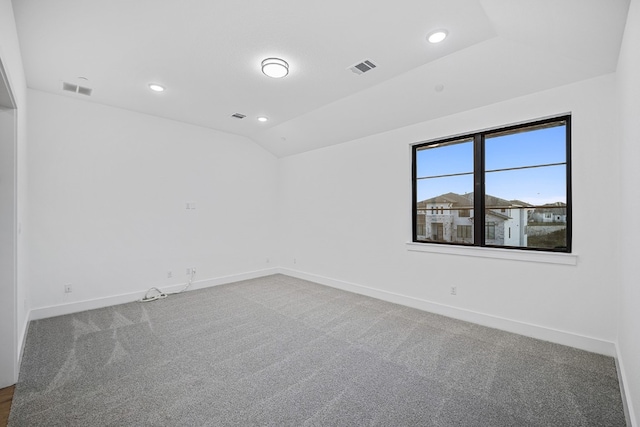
[415, 124, 567, 206]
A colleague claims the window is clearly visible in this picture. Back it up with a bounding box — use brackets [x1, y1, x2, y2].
[457, 225, 472, 239]
[416, 214, 426, 237]
[432, 223, 444, 241]
[485, 222, 496, 240]
[412, 115, 571, 252]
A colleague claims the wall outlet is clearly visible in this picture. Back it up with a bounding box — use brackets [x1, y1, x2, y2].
[167, 271, 173, 278]
[450, 286, 457, 296]
[64, 284, 72, 293]
[187, 267, 196, 275]
[293, 258, 297, 264]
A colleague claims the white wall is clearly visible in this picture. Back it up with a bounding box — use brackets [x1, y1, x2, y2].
[27, 90, 278, 313]
[0, 0, 28, 388]
[0, 101, 17, 389]
[617, 0, 640, 423]
[278, 74, 620, 354]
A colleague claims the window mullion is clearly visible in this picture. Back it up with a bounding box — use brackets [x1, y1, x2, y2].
[473, 134, 485, 246]
[565, 116, 572, 252]
[411, 146, 418, 241]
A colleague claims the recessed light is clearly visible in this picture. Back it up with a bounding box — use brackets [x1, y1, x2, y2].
[261, 58, 289, 78]
[148, 83, 165, 92]
[257, 116, 269, 122]
[428, 30, 448, 44]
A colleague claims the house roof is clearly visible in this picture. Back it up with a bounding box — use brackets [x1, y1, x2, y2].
[509, 199, 534, 207]
[486, 210, 511, 221]
[485, 194, 519, 209]
[418, 192, 521, 209]
[535, 202, 567, 214]
[418, 192, 473, 208]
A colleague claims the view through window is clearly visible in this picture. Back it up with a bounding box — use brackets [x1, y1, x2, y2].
[412, 116, 571, 252]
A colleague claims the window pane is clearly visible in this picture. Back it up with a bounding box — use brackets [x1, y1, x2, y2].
[485, 164, 566, 205]
[415, 138, 473, 178]
[416, 175, 474, 204]
[485, 122, 566, 171]
[485, 166, 567, 250]
[415, 176, 474, 244]
[527, 206, 568, 250]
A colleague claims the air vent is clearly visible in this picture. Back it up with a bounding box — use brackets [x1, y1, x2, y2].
[62, 82, 77, 92]
[349, 59, 377, 75]
[62, 82, 92, 96]
[77, 86, 93, 96]
[231, 113, 246, 119]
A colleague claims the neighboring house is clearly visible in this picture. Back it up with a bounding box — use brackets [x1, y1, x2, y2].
[529, 202, 567, 223]
[416, 192, 533, 246]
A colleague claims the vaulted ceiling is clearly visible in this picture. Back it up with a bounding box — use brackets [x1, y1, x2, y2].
[13, 0, 630, 157]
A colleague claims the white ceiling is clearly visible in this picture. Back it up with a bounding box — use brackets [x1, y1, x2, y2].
[13, 0, 630, 157]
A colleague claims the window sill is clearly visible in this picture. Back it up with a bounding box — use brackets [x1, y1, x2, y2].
[406, 242, 578, 265]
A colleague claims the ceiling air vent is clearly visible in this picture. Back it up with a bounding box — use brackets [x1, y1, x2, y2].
[231, 113, 246, 119]
[349, 59, 377, 75]
[77, 86, 92, 96]
[62, 82, 93, 96]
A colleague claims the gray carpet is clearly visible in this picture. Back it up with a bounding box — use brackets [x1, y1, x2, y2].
[9, 274, 625, 426]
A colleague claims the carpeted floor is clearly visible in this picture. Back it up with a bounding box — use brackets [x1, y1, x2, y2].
[9, 274, 626, 426]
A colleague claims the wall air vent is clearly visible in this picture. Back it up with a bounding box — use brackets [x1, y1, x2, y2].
[62, 82, 92, 96]
[349, 59, 377, 75]
[231, 113, 246, 119]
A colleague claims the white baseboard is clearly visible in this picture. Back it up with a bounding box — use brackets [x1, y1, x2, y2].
[28, 268, 280, 322]
[16, 315, 29, 382]
[615, 342, 637, 427]
[277, 268, 617, 357]
[27, 266, 617, 357]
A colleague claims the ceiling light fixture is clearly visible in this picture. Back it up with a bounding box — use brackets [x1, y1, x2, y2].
[148, 83, 165, 92]
[261, 58, 289, 78]
[427, 30, 448, 44]
[257, 116, 269, 122]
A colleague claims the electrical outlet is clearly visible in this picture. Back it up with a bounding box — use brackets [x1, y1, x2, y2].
[64, 284, 72, 293]
[167, 271, 173, 278]
[450, 286, 457, 296]
[186, 267, 196, 275]
[294, 258, 297, 264]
